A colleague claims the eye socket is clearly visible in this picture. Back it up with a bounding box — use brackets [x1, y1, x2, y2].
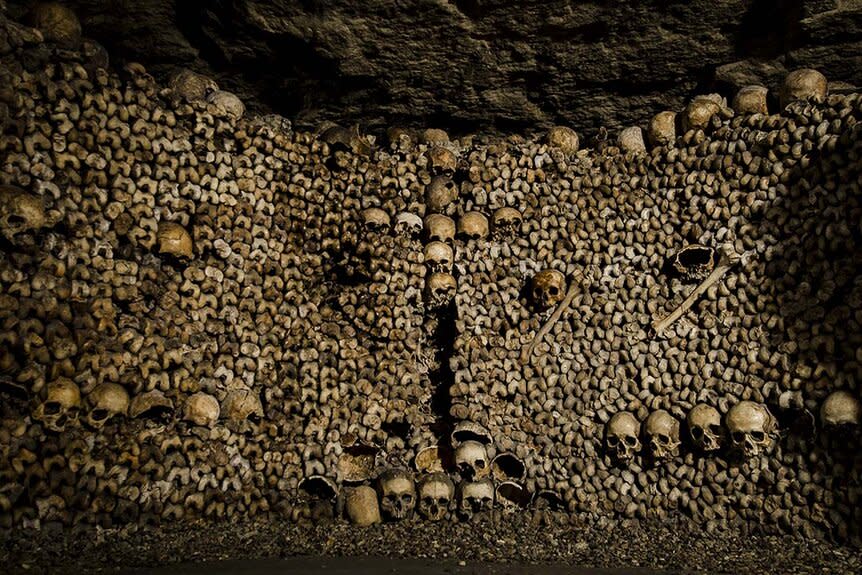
[606, 436, 619, 446]
[475, 459, 486, 469]
[709, 424, 723, 435]
[750, 431, 765, 441]
[548, 286, 559, 295]
[624, 436, 638, 447]
[732, 431, 746, 443]
[44, 402, 62, 416]
[91, 408, 109, 422]
[690, 426, 703, 438]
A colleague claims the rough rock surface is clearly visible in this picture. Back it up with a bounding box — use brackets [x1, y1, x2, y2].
[8, 0, 862, 135]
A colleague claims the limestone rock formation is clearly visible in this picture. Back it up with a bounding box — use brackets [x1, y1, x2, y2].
[9, 0, 861, 134]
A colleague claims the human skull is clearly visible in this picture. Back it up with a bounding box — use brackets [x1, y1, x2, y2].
[376, 469, 416, 521]
[496, 481, 529, 511]
[687, 403, 724, 452]
[29, 2, 82, 47]
[414, 445, 445, 473]
[344, 485, 381, 526]
[417, 472, 454, 521]
[644, 410, 681, 460]
[457, 211, 489, 241]
[531, 269, 566, 310]
[425, 176, 458, 213]
[387, 127, 415, 150]
[424, 241, 454, 273]
[320, 124, 372, 155]
[207, 90, 245, 120]
[491, 452, 526, 482]
[33, 378, 81, 432]
[421, 128, 450, 145]
[183, 392, 220, 427]
[0, 185, 46, 241]
[129, 390, 174, 420]
[338, 443, 379, 484]
[361, 207, 390, 234]
[222, 388, 263, 423]
[85, 383, 130, 429]
[820, 390, 861, 429]
[454, 440, 489, 480]
[606, 411, 641, 462]
[546, 126, 579, 155]
[457, 478, 494, 521]
[726, 401, 778, 457]
[673, 244, 714, 281]
[618, 126, 646, 155]
[780, 68, 828, 108]
[169, 68, 219, 102]
[425, 272, 457, 308]
[491, 207, 522, 240]
[733, 85, 769, 115]
[681, 96, 722, 133]
[648, 111, 676, 147]
[157, 222, 194, 261]
[427, 146, 457, 176]
[394, 212, 423, 238]
[424, 214, 456, 243]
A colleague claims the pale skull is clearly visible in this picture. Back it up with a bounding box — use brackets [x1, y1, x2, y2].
[457, 478, 494, 521]
[733, 85, 769, 115]
[207, 90, 245, 120]
[394, 212, 423, 238]
[681, 97, 721, 133]
[687, 403, 724, 452]
[820, 390, 861, 429]
[425, 176, 458, 213]
[726, 401, 778, 457]
[546, 126, 579, 155]
[427, 146, 457, 176]
[0, 185, 46, 241]
[645, 409, 681, 460]
[491, 207, 522, 240]
[377, 469, 416, 521]
[361, 207, 390, 234]
[606, 411, 641, 462]
[33, 378, 81, 432]
[129, 389, 174, 420]
[424, 214, 456, 243]
[184, 392, 220, 427]
[674, 244, 714, 281]
[454, 440, 489, 480]
[424, 241, 454, 273]
[157, 222, 194, 261]
[531, 269, 567, 310]
[85, 382, 130, 429]
[417, 472, 454, 521]
[222, 388, 264, 423]
[647, 111, 677, 147]
[457, 211, 489, 241]
[780, 68, 828, 108]
[425, 272, 457, 308]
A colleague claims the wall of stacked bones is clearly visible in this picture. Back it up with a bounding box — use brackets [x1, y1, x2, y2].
[1, 4, 861, 540]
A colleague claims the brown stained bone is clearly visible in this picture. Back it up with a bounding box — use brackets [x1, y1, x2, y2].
[521, 269, 584, 365]
[652, 248, 742, 335]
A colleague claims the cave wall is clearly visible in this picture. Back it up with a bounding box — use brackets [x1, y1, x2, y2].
[1, 4, 862, 541]
[8, 0, 862, 134]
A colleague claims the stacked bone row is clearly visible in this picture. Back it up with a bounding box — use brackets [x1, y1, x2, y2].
[1, 2, 861, 543]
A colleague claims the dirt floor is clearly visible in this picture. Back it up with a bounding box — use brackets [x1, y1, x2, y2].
[2, 514, 860, 575]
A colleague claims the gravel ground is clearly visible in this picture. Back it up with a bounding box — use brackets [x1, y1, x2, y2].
[2, 514, 860, 575]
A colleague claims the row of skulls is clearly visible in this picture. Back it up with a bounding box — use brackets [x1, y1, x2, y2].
[305, 421, 546, 524]
[607, 393, 862, 462]
[31, 376, 265, 432]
